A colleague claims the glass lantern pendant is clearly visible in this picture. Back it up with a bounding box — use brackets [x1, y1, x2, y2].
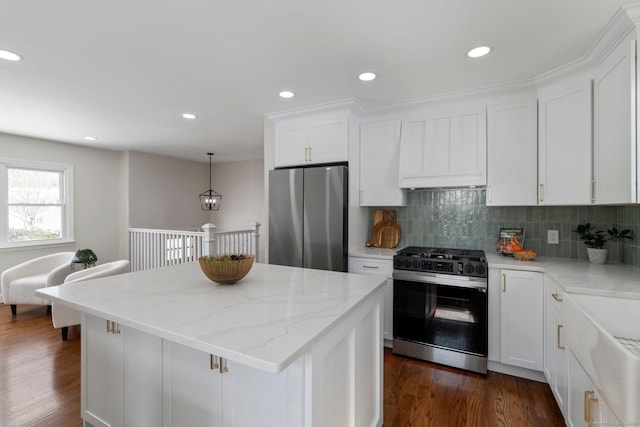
[199, 152, 222, 210]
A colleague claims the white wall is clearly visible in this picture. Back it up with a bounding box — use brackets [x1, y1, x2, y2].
[0, 133, 121, 275]
[208, 159, 265, 261]
[127, 151, 210, 230]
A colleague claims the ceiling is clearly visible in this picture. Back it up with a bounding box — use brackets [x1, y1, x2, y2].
[0, 0, 630, 163]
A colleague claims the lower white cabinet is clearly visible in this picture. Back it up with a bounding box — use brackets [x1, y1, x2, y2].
[82, 314, 163, 427]
[543, 278, 567, 418]
[566, 349, 619, 427]
[499, 270, 543, 371]
[82, 287, 383, 427]
[164, 342, 303, 427]
[349, 256, 393, 343]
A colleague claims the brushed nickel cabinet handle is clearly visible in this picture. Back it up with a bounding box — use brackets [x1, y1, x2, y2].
[557, 325, 564, 350]
[502, 273, 506, 292]
[487, 185, 493, 203]
[590, 180, 596, 202]
[113, 322, 120, 334]
[538, 184, 544, 202]
[210, 354, 219, 370]
[106, 320, 113, 333]
[363, 265, 379, 269]
[308, 147, 312, 162]
[219, 357, 228, 374]
[552, 293, 562, 302]
[584, 390, 595, 423]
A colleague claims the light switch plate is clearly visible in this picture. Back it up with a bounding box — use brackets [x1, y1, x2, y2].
[548, 230, 559, 244]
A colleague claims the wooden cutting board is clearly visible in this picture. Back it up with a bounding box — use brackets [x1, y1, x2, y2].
[366, 210, 401, 248]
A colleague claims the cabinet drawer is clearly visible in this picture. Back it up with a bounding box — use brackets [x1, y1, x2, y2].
[349, 257, 393, 277]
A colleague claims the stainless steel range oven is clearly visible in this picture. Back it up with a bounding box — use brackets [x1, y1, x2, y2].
[392, 246, 488, 374]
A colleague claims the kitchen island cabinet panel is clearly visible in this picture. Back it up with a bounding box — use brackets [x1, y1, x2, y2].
[82, 314, 163, 427]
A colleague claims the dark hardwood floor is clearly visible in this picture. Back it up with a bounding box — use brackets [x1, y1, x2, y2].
[0, 303, 565, 426]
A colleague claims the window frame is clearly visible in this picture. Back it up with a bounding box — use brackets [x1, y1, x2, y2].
[0, 158, 74, 249]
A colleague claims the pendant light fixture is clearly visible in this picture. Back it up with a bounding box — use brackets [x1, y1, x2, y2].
[199, 152, 222, 210]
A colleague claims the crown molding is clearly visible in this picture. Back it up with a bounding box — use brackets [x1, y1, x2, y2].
[265, 98, 364, 120]
[535, 6, 634, 87]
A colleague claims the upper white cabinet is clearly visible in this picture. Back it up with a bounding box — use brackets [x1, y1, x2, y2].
[274, 117, 348, 167]
[359, 119, 406, 206]
[398, 108, 486, 188]
[486, 100, 538, 206]
[592, 35, 637, 204]
[538, 79, 593, 205]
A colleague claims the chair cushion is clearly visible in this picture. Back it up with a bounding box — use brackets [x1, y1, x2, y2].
[7, 273, 49, 305]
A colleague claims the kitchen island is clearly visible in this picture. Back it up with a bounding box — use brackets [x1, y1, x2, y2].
[37, 262, 386, 427]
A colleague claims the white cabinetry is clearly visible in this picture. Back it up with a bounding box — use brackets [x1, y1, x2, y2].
[567, 350, 619, 427]
[486, 100, 538, 206]
[538, 79, 593, 205]
[274, 118, 348, 167]
[499, 270, 543, 371]
[593, 36, 637, 204]
[164, 341, 303, 427]
[398, 108, 486, 188]
[349, 256, 393, 345]
[82, 314, 163, 427]
[543, 278, 567, 417]
[359, 119, 406, 206]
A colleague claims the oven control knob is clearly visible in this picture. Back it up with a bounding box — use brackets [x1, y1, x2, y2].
[475, 265, 486, 275]
[403, 259, 411, 268]
[411, 260, 419, 269]
[464, 264, 475, 274]
[394, 259, 403, 268]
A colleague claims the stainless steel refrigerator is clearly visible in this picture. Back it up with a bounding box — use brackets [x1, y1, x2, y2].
[269, 165, 348, 272]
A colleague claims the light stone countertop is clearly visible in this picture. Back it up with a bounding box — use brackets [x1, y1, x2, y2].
[487, 253, 640, 300]
[36, 262, 386, 373]
[349, 246, 396, 260]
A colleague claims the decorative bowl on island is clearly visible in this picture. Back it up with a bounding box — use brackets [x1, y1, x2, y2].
[198, 254, 255, 284]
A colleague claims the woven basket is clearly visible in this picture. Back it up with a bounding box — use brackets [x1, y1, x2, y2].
[513, 250, 537, 262]
[198, 254, 255, 284]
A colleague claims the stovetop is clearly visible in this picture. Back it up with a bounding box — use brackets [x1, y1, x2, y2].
[394, 246, 487, 278]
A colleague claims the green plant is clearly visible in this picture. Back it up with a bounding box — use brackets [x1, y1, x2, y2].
[71, 249, 98, 269]
[573, 223, 632, 249]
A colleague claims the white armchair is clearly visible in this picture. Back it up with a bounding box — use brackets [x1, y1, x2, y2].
[1, 252, 76, 316]
[52, 260, 130, 340]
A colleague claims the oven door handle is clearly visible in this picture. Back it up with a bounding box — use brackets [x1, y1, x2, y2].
[393, 271, 488, 291]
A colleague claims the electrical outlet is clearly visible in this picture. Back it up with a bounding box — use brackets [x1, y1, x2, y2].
[548, 230, 559, 244]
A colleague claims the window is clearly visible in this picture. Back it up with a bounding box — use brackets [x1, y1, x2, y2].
[1, 159, 74, 248]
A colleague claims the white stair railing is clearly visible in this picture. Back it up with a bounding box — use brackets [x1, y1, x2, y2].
[129, 222, 261, 272]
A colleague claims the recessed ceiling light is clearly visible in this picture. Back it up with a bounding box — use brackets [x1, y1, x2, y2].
[467, 46, 492, 58]
[279, 91, 295, 99]
[358, 72, 376, 81]
[182, 113, 197, 119]
[0, 49, 22, 61]
[84, 136, 98, 141]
